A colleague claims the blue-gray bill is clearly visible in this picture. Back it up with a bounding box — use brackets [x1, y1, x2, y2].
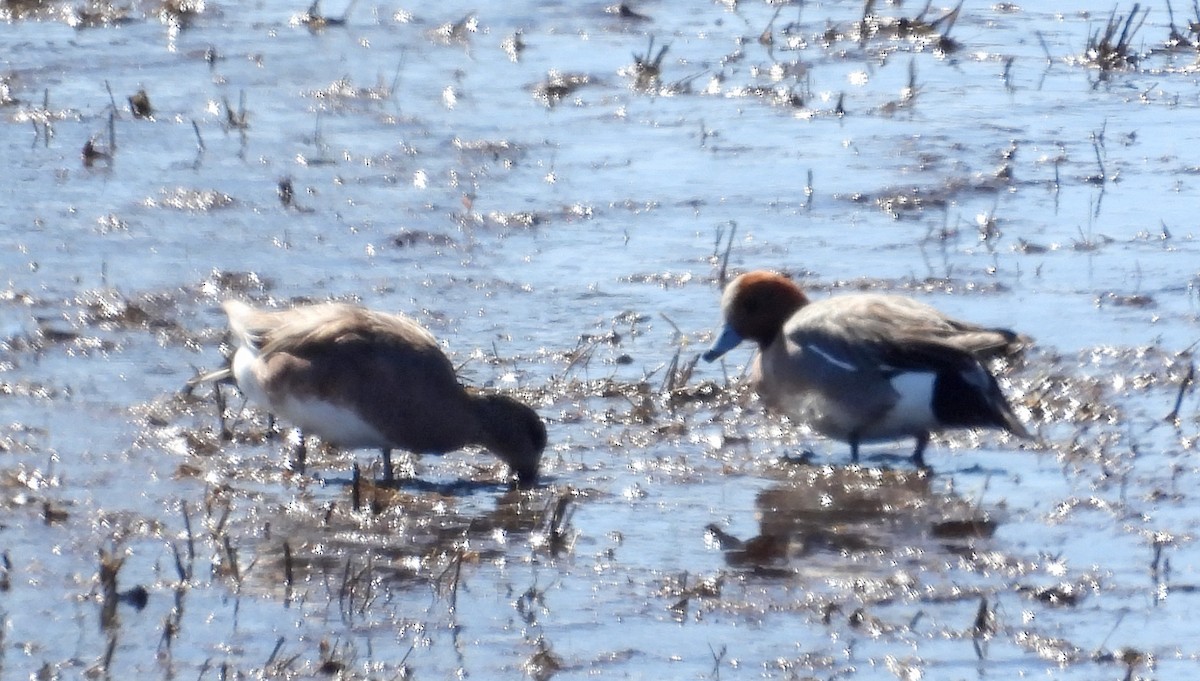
[702, 323, 744, 362]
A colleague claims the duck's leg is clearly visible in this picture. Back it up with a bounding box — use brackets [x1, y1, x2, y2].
[292, 431, 307, 474]
[381, 448, 394, 483]
[911, 432, 931, 469]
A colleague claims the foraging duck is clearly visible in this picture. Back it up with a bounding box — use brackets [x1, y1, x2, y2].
[211, 300, 546, 486]
[702, 271, 1030, 467]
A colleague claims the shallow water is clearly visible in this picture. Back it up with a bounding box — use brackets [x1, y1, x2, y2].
[3, 0, 1200, 678]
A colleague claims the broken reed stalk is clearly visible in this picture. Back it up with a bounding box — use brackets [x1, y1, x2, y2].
[717, 221, 737, 288]
[292, 433, 307, 475]
[212, 381, 230, 441]
[1035, 30, 1054, 64]
[434, 551, 466, 611]
[709, 643, 728, 679]
[932, 0, 963, 37]
[759, 5, 782, 46]
[283, 541, 294, 588]
[158, 609, 180, 654]
[351, 464, 362, 511]
[265, 636, 286, 668]
[904, 58, 918, 104]
[98, 548, 124, 629]
[181, 503, 196, 572]
[104, 79, 118, 114]
[1165, 362, 1194, 424]
[334, 559, 376, 622]
[544, 492, 576, 555]
[192, 119, 206, 152]
[1165, 0, 1188, 44]
[1150, 538, 1167, 584]
[1091, 133, 1107, 182]
[560, 335, 599, 378]
[660, 347, 681, 395]
[337, 558, 354, 615]
[448, 550, 464, 611]
[222, 536, 241, 584]
[36, 89, 54, 143]
[971, 595, 994, 661]
[208, 496, 231, 540]
[388, 50, 406, 103]
[100, 633, 117, 673]
[170, 543, 188, 582]
[1115, 4, 1147, 52]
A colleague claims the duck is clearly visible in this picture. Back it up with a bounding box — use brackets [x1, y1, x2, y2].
[702, 270, 1031, 467]
[203, 300, 546, 487]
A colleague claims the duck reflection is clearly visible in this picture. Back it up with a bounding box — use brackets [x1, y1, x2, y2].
[242, 484, 575, 600]
[709, 464, 995, 571]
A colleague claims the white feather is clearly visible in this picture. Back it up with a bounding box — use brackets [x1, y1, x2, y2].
[231, 345, 269, 407]
[871, 372, 937, 437]
[805, 342, 858, 372]
[275, 395, 389, 448]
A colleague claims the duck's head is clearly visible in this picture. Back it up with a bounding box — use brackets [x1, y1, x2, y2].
[478, 394, 547, 489]
[703, 270, 809, 362]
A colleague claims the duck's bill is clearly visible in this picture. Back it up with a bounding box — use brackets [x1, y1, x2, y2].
[513, 467, 539, 490]
[702, 324, 744, 362]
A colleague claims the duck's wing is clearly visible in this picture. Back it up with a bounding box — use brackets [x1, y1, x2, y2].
[223, 300, 459, 387]
[786, 303, 1031, 438]
[795, 294, 1028, 360]
[257, 305, 440, 357]
[787, 316, 1032, 438]
[255, 305, 460, 397]
[256, 307, 480, 452]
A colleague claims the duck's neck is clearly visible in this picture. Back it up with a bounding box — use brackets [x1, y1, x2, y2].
[751, 296, 807, 348]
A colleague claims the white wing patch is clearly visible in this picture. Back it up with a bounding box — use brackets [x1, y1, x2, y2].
[805, 342, 859, 372]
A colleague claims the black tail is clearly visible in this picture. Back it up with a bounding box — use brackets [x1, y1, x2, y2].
[932, 365, 1030, 438]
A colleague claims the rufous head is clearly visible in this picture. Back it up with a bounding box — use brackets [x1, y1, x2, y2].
[703, 271, 809, 361]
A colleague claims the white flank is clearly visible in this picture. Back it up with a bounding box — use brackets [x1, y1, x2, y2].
[231, 343, 388, 450]
[872, 372, 937, 436]
[231, 345, 270, 407]
[277, 395, 389, 448]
